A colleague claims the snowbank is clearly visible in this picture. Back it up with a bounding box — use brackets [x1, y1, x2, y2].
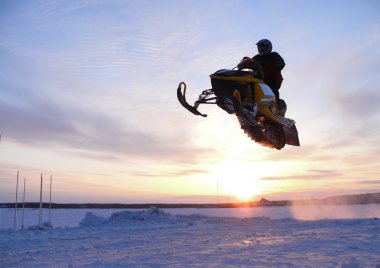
[79, 206, 271, 228]
[2, 204, 380, 230]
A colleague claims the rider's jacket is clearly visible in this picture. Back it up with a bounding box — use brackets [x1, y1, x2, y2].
[253, 52, 285, 92]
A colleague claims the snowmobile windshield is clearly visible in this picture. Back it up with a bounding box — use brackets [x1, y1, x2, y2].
[213, 69, 254, 77]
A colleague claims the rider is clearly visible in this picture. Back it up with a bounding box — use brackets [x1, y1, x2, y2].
[252, 39, 285, 104]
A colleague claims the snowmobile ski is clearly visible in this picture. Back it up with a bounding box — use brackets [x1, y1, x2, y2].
[177, 82, 207, 117]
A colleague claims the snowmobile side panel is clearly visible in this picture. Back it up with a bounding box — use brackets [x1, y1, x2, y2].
[177, 82, 207, 117]
[254, 83, 278, 122]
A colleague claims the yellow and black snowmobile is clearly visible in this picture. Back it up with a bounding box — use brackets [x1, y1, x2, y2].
[177, 63, 300, 150]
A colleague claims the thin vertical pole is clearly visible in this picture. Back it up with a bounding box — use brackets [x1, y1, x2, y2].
[49, 175, 52, 224]
[217, 178, 219, 205]
[22, 178, 26, 230]
[14, 170, 19, 230]
[39, 173, 43, 226]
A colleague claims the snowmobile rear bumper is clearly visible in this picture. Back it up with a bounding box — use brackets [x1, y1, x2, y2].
[283, 124, 300, 146]
[177, 82, 207, 117]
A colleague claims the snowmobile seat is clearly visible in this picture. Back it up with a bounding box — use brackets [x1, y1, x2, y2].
[278, 98, 287, 116]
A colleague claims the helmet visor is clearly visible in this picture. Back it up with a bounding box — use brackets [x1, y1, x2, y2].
[257, 44, 268, 53]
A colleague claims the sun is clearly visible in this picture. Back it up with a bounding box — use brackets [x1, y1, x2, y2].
[208, 159, 268, 201]
[203, 152, 294, 202]
[226, 176, 263, 201]
[232, 184, 258, 201]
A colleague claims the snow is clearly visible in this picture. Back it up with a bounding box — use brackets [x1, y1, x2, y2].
[1, 206, 379, 267]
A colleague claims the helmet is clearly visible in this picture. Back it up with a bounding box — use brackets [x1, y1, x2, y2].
[256, 39, 272, 55]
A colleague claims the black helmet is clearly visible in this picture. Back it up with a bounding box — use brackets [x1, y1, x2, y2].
[256, 39, 272, 55]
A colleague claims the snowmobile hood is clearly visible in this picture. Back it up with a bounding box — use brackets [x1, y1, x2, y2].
[210, 69, 262, 83]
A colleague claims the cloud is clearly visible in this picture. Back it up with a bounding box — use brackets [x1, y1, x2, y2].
[0, 7, 221, 164]
[274, 29, 380, 168]
[259, 176, 289, 181]
[306, 169, 343, 176]
[1, 0, 250, 175]
[0, 90, 78, 144]
[0, 90, 214, 163]
[332, 88, 380, 118]
[132, 167, 209, 178]
[260, 168, 344, 181]
[356, 180, 380, 185]
[0, 54, 215, 164]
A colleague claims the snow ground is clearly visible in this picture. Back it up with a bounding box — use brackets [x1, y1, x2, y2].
[1, 207, 379, 267]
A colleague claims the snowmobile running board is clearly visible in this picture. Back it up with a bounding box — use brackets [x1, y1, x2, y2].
[177, 82, 207, 117]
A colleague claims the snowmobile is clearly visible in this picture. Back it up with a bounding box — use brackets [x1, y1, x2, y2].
[177, 63, 300, 150]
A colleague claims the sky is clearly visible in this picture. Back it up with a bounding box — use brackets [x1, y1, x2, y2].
[1, 0, 379, 203]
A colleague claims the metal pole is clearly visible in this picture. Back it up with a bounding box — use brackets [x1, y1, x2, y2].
[22, 178, 26, 230]
[217, 178, 219, 205]
[49, 175, 52, 224]
[14, 170, 19, 230]
[39, 174, 43, 226]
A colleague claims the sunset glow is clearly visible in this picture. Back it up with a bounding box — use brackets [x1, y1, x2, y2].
[0, 0, 379, 203]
